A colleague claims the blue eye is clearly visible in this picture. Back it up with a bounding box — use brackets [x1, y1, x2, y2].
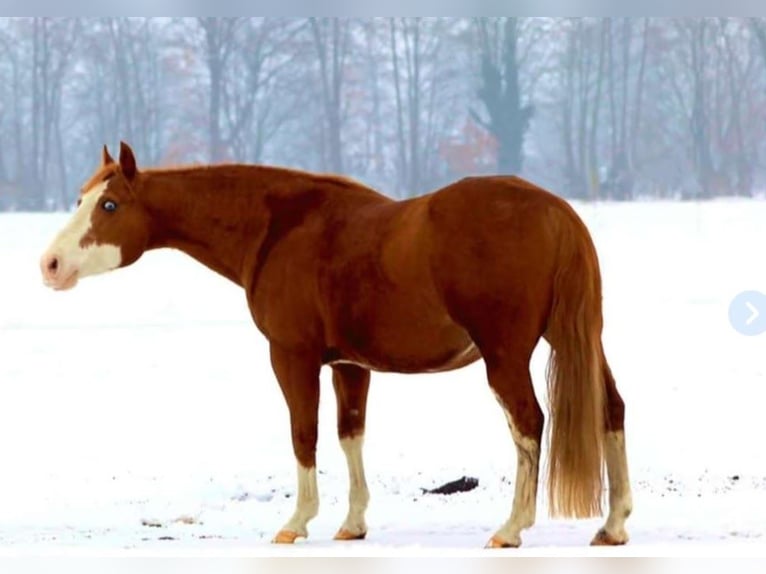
[102, 200, 118, 212]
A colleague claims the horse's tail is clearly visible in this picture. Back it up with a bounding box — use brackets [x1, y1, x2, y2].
[544, 207, 606, 519]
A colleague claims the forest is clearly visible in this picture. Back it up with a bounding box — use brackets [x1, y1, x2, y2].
[1, 17, 765, 210]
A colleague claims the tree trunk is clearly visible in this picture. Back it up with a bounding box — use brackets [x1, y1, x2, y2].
[390, 19, 408, 196]
[473, 17, 533, 175]
[311, 17, 347, 174]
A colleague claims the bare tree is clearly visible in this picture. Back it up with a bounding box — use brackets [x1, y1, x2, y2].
[688, 19, 716, 197]
[600, 18, 650, 200]
[471, 17, 534, 175]
[221, 19, 305, 164]
[310, 17, 350, 173]
[1, 17, 766, 210]
[197, 17, 244, 161]
[28, 18, 80, 209]
[388, 18, 463, 196]
[559, 18, 605, 199]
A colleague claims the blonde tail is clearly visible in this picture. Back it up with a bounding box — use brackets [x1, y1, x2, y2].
[545, 218, 606, 518]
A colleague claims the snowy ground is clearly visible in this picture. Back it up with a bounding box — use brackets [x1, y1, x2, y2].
[0, 200, 765, 556]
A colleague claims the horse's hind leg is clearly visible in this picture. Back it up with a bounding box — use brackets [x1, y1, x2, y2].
[331, 363, 371, 541]
[482, 345, 544, 548]
[592, 355, 633, 546]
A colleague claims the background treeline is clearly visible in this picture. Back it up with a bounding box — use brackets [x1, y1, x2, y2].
[2, 17, 766, 210]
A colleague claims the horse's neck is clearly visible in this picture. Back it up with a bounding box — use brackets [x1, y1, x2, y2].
[142, 167, 270, 286]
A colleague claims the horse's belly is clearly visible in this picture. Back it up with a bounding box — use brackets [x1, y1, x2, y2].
[327, 317, 481, 374]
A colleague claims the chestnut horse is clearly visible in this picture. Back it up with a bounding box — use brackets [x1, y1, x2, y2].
[40, 142, 632, 548]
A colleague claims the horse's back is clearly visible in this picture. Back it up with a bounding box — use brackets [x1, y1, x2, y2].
[425, 175, 575, 276]
[426, 175, 572, 229]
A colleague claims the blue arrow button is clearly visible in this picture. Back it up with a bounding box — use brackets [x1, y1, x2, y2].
[729, 290, 766, 336]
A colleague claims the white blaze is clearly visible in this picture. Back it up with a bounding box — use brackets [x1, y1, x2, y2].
[46, 181, 122, 280]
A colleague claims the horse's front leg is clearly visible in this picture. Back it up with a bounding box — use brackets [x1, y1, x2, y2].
[331, 363, 371, 540]
[269, 343, 321, 544]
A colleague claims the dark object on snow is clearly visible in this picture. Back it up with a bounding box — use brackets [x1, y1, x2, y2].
[422, 476, 479, 495]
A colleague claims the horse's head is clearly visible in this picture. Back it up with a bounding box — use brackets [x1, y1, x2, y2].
[40, 142, 151, 291]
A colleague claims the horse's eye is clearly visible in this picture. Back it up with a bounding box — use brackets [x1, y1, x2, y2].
[102, 200, 118, 212]
[76, 198, 82, 208]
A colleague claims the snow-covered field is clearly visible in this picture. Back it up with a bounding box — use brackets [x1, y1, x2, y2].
[1, 200, 765, 556]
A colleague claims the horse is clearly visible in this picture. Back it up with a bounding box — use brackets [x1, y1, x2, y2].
[39, 142, 632, 548]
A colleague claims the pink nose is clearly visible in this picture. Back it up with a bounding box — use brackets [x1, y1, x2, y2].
[40, 252, 61, 283]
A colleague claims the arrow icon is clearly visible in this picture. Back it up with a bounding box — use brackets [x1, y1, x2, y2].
[729, 291, 766, 336]
[745, 302, 760, 326]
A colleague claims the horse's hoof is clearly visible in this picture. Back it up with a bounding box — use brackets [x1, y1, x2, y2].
[590, 528, 628, 546]
[485, 535, 521, 549]
[272, 530, 302, 544]
[334, 528, 367, 541]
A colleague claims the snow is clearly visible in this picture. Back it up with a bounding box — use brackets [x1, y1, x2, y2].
[1, 200, 765, 556]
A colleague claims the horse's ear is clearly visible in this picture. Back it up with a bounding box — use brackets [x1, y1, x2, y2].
[119, 141, 137, 181]
[102, 145, 114, 166]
